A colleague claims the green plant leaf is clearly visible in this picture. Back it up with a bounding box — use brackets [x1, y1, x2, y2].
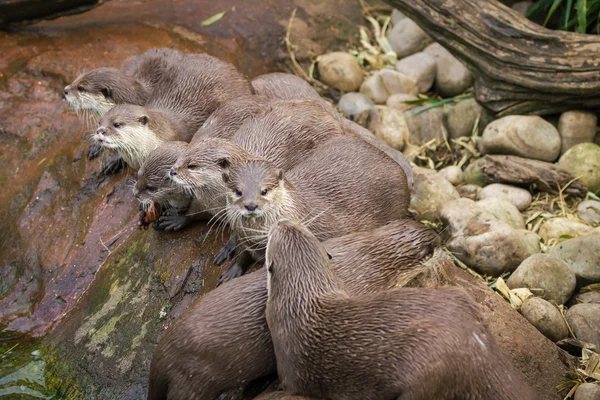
[544, 0, 565, 26]
[201, 11, 226, 26]
[564, 0, 574, 29]
[576, 0, 587, 32]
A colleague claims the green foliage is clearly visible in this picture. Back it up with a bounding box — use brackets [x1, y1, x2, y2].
[527, 0, 600, 34]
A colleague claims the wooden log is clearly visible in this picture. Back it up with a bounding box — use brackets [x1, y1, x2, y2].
[475, 155, 588, 197]
[0, 0, 104, 28]
[382, 0, 600, 116]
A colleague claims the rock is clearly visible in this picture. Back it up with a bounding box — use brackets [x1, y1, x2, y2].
[440, 198, 541, 276]
[574, 383, 600, 400]
[337, 92, 374, 120]
[507, 254, 577, 305]
[424, 43, 474, 97]
[357, 106, 409, 150]
[391, 8, 406, 25]
[520, 297, 569, 342]
[438, 166, 464, 186]
[395, 52, 436, 93]
[550, 234, 600, 284]
[359, 69, 419, 104]
[477, 197, 525, 229]
[385, 93, 419, 112]
[511, 1, 532, 16]
[444, 97, 483, 139]
[410, 167, 460, 221]
[558, 143, 600, 194]
[573, 290, 600, 305]
[578, 200, 600, 226]
[387, 18, 432, 58]
[405, 105, 445, 144]
[558, 111, 597, 155]
[538, 218, 596, 242]
[479, 183, 532, 211]
[317, 52, 363, 92]
[457, 184, 481, 200]
[463, 161, 485, 186]
[566, 303, 600, 348]
[480, 115, 562, 162]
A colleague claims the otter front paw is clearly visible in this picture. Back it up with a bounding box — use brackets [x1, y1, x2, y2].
[153, 214, 191, 232]
[87, 142, 103, 160]
[216, 264, 243, 287]
[102, 154, 126, 175]
[214, 235, 236, 265]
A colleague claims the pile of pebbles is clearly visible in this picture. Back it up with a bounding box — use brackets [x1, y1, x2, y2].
[315, 7, 600, 397]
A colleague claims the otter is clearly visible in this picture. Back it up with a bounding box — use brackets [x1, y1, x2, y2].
[254, 392, 312, 400]
[265, 220, 540, 400]
[147, 219, 441, 400]
[219, 134, 410, 283]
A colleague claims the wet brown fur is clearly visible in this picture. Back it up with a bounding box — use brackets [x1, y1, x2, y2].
[265, 221, 540, 400]
[147, 219, 441, 400]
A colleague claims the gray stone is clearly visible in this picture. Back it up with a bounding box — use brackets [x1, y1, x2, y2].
[463, 161, 485, 186]
[558, 111, 597, 155]
[357, 105, 409, 151]
[558, 143, 600, 195]
[511, 1, 532, 16]
[507, 254, 577, 305]
[573, 290, 600, 305]
[385, 93, 419, 112]
[550, 234, 600, 284]
[578, 200, 600, 226]
[359, 69, 419, 104]
[395, 52, 436, 93]
[444, 97, 483, 139]
[479, 183, 532, 211]
[405, 106, 445, 144]
[317, 52, 363, 92]
[440, 198, 541, 276]
[476, 197, 525, 229]
[457, 184, 481, 200]
[480, 115, 561, 162]
[424, 43, 474, 98]
[438, 166, 464, 186]
[410, 167, 460, 221]
[574, 383, 600, 400]
[520, 297, 569, 342]
[538, 218, 596, 243]
[391, 9, 406, 25]
[566, 303, 600, 349]
[338, 92, 375, 120]
[388, 19, 432, 58]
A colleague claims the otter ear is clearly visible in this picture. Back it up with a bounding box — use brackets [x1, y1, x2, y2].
[217, 158, 230, 170]
[221, 170, 230, 183]
[276, 169, 284, 181]
[100, 88, 111, 98]
[138, 115, 149, 125]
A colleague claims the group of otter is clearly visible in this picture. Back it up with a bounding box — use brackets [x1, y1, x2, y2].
[66, 48, 540, 400]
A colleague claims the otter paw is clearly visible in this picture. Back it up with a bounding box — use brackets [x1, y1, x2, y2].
[216, 264, 243, 287]
[102, 155, 126, 175]
[87, 142, 103, 160]
[213, 236, 236, 265]
[153, 214, 190, 232]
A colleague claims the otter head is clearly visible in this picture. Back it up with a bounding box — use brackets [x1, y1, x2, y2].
[222, 160, 285, 223]
[134, 141, 188, 208]
[95, 104, 156, 170]
[64, 67, 148, 120]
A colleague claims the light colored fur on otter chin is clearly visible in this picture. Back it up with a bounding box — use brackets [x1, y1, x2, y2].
[170, 171, 228, 216]
[95, 124, 162, 170]
[67, 92, 116, 126]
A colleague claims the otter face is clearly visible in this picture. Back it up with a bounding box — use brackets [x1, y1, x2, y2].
[223, 160, 284, 223]
[64, 68, 121, 119]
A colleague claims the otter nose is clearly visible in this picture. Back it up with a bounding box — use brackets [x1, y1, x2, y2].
[169, 168, 177, 177]
[64, 85, 71, 96]
[244, 203, 258, 212]
[96, 127, 106, 135]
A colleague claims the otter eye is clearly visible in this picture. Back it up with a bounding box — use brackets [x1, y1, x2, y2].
[261, 189, 268, 196]
[113, 122, 122, 128]
[235, 189, 242, 197]
[146, 186, 156, 192]
[188, 164, 199, 170]
[77, 86, 85, 92]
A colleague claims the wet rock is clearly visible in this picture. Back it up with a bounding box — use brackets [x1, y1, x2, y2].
[317, 52, 363, 92]
[558, 143, 600, 194]
[480, 115, 561, 162]
[444, 97, 483, 139]
[511, 1, 532, 16]
[566, 303, 600, 348]
[359, 69, 419, 104]
[578, 200, 600, 226]
[385, 93, 418, 112]
[574, 383, 600, 400]
[357, 105, 409, 150]
[410, 167, 460, 221]
[550, 235, 600, 284]
[520, 297, 569, 342]
[457, 184, 481, 200]
[538, 218, 597, 243]
[440, 198, 541, 276]
[387, 18, 432, 58]
[558, 111, 597, 155]
[507, 254, 576, 305]
[573, 290, 600, 304]
[477, 197, 525, 229]
[391, 8, 406, 25]
[395, 52, 436, 93]
[438, 166, 464, 186]
[463, 161, 485, 186]
[337, 92, 374, 120]
[424, 43, 474, 97]
[479, 183, 532, 211]
[405, 106, 445, 144]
